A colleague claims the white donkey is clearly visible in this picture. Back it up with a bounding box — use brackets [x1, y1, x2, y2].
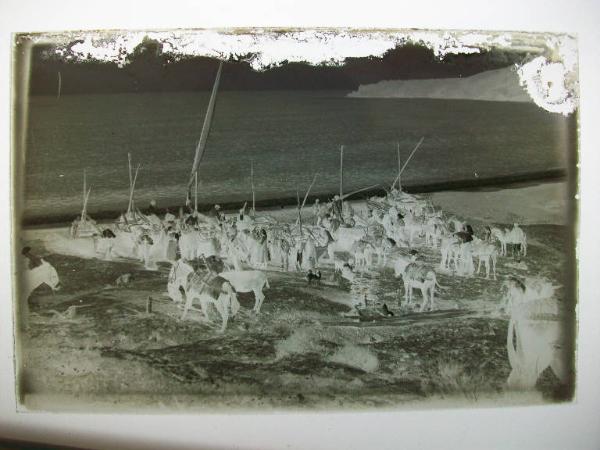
[424, 216, 445, 248]
[181, 272, 240, 332]
[22, 259, 61, 301]
[471, 239, 498, 279]
[19, 259, 61, 330]
[167, 259, 194, 304]
[402, 214, 425, 247]
[178, 231, 220, 260]
[492, 224, 527, 257]
[372, 236, 396, 267]
[176, 260, 270, 331]
[394, 257, 440, 311]
[439, 235, 460, 271]
[219, 270, 270, 313]
[325, 226, 367, 262]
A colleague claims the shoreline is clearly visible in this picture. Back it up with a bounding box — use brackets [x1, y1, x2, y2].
[19, 169, 567, 228]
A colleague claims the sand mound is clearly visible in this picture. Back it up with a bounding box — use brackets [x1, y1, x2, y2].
[327, 344, 379, 373]
[275, 328, 323, 359]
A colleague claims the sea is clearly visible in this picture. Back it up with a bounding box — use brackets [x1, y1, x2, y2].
[21, 91, 576, 224]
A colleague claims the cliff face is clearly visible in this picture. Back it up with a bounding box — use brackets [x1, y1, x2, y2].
[348, 66, 532, 102]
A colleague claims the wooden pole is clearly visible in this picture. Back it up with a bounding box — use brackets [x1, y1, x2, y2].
[390, 137, 424, 190]
[188, 62, 223, 191]
[397, 142, 402, 191]
[127, 153, 133, 214]
[83, 187, 92, 219]
[82, 169, 86, 218]
[341, 183, 380, 201]
[339, 145, 344, 198]
[296, 188, 302, 236]
[57, 71, 62, 100]
[399, 137, 424, 175]
[129, 164, 140, 217]
[251, 159, 255, 216]
[128, 153, 133, 189]
[194, 171, 198, 212]
[300, 173, 318, 213]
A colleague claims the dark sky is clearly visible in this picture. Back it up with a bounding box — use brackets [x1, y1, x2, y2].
[25, 38, 526, 95]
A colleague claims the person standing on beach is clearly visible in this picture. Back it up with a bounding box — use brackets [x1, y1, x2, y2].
[313, 199, 322, 226]
[211, 204, 224, 223]
[295, 240, 304, 271]
[343, 201, 355, 225]
[332, 195, 344, 224]
[483, 226, 492, 243]
[147, 199, 158, 216]
[166, 227, 179, 261]
[139, 234, 157, 270]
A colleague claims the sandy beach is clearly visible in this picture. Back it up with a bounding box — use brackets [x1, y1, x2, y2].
[430, 181, 571, 225]
[15, 181, 576, 411]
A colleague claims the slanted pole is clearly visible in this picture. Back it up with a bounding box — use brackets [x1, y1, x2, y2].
[399, 136, 424, 176]
[339, 145, 344, 198]
[80, 170, 91, 223]
[128, 164, 140, 217]
[300, 173, 318, 213]
[397, 142, 402, 191]
[127, 153, 133, 213]
[194, 171, 198, 212]
[341, 183, 380, 201]
[82, 187, 91, 218]
[390, 137, 424, 190]
[296, 188, 302, 236]
[188, 62, 223, 192]
[128, 153, 133, 190]
[296, 174, 318, 235]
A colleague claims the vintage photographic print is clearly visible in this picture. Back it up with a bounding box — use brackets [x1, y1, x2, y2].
[12, 28, 578, 411]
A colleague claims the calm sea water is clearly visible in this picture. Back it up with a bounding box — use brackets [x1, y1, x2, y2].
[22, 91, 574, 222]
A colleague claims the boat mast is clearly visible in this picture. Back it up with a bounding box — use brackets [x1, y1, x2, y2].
[81, 169, 87, 219]
[251, 159, 255, 217]
[297, 174, 318, 236]
[296, 188, 302, 236]
[341, 183, 380, 201]
[127, 154, 141, 217]
[57, 71, 62, 100]
[339, 145, 344, 198]
[390, 137, 425, 190]
[187, 61, 223, 198]
[127, 153, 133, 214]
[194, 172, 198, 213]
[83, 187, 92, 221]
[301, 174, 318, 211]
[397, 142, 402, 191]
